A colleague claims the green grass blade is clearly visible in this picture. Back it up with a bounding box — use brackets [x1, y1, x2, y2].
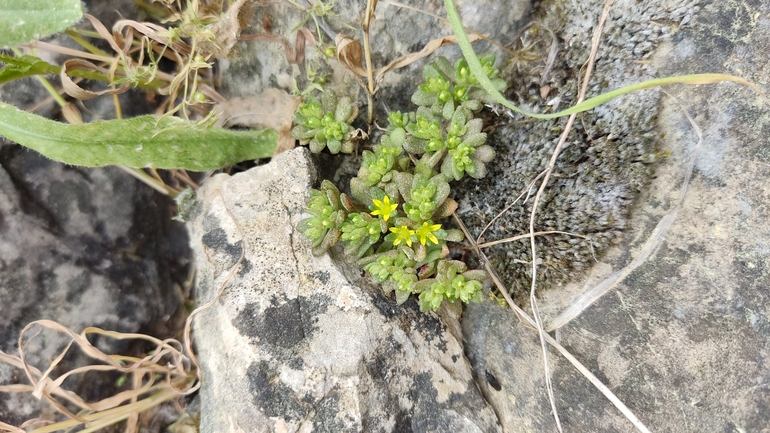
[0, 0, 83, 48]
[0, 102, 278, 170]
[443, 0, 765, 119]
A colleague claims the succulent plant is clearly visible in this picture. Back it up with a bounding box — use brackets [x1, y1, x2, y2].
[292, 91, 358, 154]
[295, 55, 506, 311]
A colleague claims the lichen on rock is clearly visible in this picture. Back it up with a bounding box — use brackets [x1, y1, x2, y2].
[453, 0, 700, 301]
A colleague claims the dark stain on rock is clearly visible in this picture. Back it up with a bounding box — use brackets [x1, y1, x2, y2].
[309, 270, 330, 285]
[37, 269, 58, 293]
[233, 302, 261, 342]
[65, 271, 92, 304]
[237, 258, 252, 277]
[248, 360, 308, 421]
[367, 335, 403, 383]
[288, 356, 304, 369]
[412, 311, 448, 353]
[235, 300, 305, 349]
[370, 291, 400, 319]
[298, 294, 331, 335]
[234, 295, 330, 350]
[262, 298, 306, 348]
[311, 390, 350, 432]
[409, 372, 452, 432]
[201, 227, 243, 263]
[393, 410, 414, 433]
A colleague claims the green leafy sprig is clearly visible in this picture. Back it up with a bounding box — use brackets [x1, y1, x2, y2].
[292, 91, 358, 154]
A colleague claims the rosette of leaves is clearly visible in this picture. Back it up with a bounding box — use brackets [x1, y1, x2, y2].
[404, 108, 495, 181]
[359, 249, 418, 304]
[299, 180, 355, 256]
[393, 167, 453, 223]
[355, 125, 409, 194]
[340, 211, 387, 259]
[411, 55, 506, 120]
[413, 260, 487, 312]
[292, 91, 358, 154]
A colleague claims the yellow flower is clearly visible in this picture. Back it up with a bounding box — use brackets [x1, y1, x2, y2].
[416, 221, 441, 245]
[370, 196, 398, 221]
[389, 225, 415, 247]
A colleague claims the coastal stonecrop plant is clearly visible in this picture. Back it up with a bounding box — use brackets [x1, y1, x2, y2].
[292, 91, 358, 154]
[296, 55, 506, 312]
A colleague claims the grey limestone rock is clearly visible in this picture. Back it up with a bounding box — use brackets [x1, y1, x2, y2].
[187, 148, 500, 432]
[218, 0, 531, 111]
[462, 0, 770, 431]
[0, 141, 189, 425]
[454, 0, 703, 299]
[0, 1, 190, 423]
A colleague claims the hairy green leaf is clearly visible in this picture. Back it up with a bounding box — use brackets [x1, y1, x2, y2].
[0, 0, 83, 48]
[0, 102, 277, 170]
[0, 54, 60, 85]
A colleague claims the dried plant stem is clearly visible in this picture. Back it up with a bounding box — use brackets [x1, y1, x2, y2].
[362, 0, 377, 125]
[545, 89, 702, 331]
[452, 213, 652, 433]
[475, 230, 592, 249]
[524, 1, 614, 431]
[117, 166, 178, 197]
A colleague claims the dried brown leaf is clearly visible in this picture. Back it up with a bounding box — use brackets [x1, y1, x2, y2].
[61, 102, 83, 124]
[84, 14, 124, 59]
[113, 20, 192, 56]
[199, 0, 258, 58]
[374, 33, 484, 78]
[60, 59, 130, 100]
[333, 33, 483, 79]
[335, 33, 366, 77]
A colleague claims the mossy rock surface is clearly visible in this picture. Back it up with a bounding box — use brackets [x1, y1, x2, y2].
[463, 0, 770, 431]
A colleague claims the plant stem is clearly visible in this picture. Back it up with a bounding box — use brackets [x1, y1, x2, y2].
[362, 0, 377, 125]
[65, 29, 113, 58]
[118, 166, 178, 197]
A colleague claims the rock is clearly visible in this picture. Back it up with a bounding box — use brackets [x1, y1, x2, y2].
[0, 143, 190, 425]
[454, 0, 702, 299]
[217, 0, 531, 111]
[0, 1, 190, 424]
[187, 148, 500, 432]
[462, 0, 770, 431]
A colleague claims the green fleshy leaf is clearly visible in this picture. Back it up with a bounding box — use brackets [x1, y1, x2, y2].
[462, 132, 487, 148]
[389, 127, 407, 147]
[411, 89, 437, 106]
[0, 0, 83, 48]
[403, 136, 426, 154]
[468, 158, 487, 179]
[327, 139, 342, 154]
[309, 137, 325, 153]
[0, 102, 277, 170]
[443, 229, 464, 242]
[465, 118, 483, 134]
[335, 96, 355, 122]
[441, 99, 454, 120]
[474, 145, 495, 162]
[395, 288, 411, 304]
[321, 91, 337, 113]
